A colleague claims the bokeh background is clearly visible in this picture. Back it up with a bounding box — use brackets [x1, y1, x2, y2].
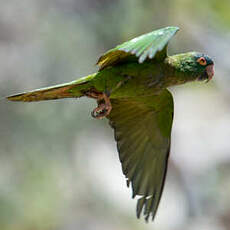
[1, 0, 230, 229]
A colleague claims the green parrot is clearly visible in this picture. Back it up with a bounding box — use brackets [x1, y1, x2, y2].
[7, 26, 214, 221]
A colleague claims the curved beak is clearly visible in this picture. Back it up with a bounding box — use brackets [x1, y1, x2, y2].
[206, 64, 214, 82]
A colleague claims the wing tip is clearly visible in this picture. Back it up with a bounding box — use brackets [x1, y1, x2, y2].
[165, 26, 180, 32]
[136, 196, 158, 222]
[137, 26, 180, 64]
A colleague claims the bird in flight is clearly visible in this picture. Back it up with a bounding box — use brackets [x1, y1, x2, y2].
[7, 26, 214, 222]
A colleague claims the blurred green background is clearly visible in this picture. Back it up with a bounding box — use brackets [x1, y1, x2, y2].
[1, 0, 230, 229]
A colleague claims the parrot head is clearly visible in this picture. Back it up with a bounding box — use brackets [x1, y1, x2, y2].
[193, 52, 214, 82]
[170, 52, 214, 83]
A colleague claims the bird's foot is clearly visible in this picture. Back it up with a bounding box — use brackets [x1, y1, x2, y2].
[91, 93, 112, 119]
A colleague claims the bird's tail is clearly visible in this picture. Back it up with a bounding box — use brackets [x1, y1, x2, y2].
[7, 74, 96, 102]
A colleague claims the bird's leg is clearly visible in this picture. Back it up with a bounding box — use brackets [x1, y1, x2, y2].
[91, 92, 112, 119]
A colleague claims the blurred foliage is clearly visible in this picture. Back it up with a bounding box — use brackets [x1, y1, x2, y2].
[1, 0, 230, 230]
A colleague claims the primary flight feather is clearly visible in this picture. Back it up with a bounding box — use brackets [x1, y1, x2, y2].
[7, 26, 214, 221]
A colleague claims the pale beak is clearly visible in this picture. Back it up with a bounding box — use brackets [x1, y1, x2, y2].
[206, 64, 214, 82]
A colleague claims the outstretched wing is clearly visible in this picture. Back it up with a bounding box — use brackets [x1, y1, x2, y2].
[107, 89, 174, 221]
[97, 26, 179, 70]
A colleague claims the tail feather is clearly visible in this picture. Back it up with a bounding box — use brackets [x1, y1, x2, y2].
[7, 74, 95, 102]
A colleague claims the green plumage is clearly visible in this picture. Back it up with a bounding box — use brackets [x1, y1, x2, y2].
[7, 26, 214, 222]
[108, 90, 173, 221]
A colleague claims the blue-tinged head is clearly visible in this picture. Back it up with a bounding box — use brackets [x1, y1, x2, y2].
[169, 52, 214, 82]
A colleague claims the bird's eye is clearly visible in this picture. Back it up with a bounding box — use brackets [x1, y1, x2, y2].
[197, 57, 207, 66]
